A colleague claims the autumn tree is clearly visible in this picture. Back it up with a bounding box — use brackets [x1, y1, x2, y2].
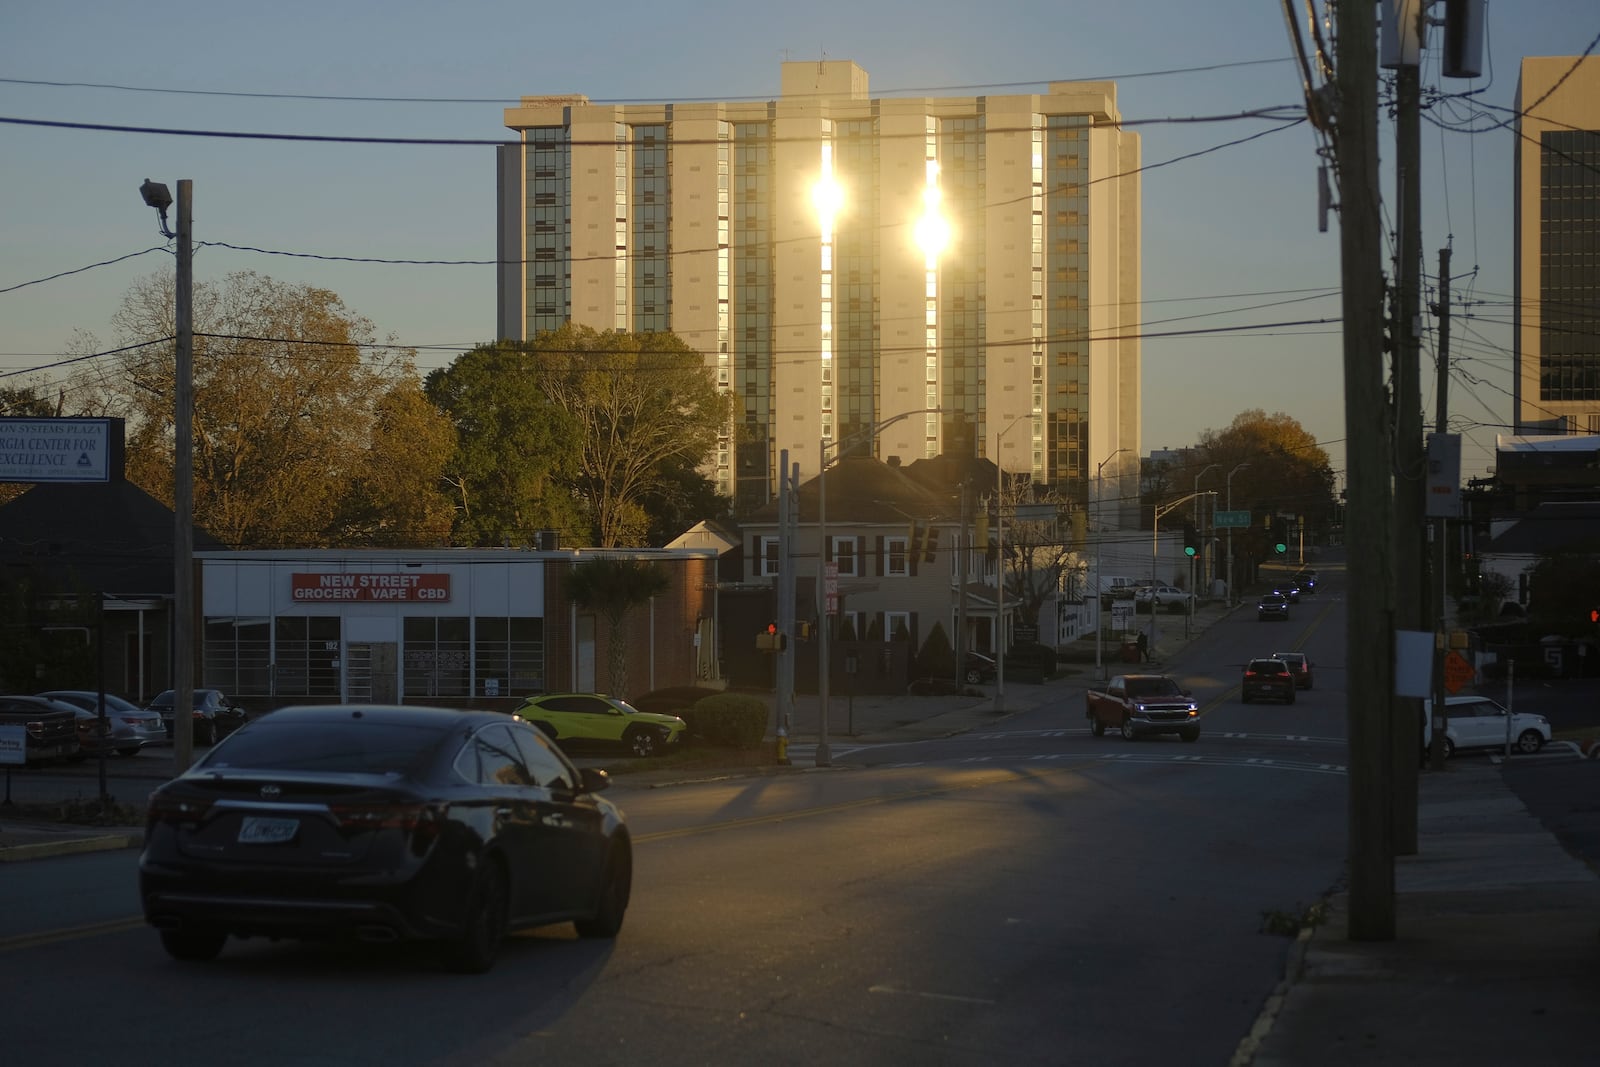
[531, 325, 729, 547]
[1188, 409, 1338, 558]
[423, 341, 583, 547]
[74, 270, 455, 548]
[0, 383, 60, 506]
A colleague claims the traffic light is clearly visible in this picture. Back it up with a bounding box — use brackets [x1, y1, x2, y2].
[1590, 607, 1599, 625]
[756, 622, 786, 651]
[1271, 518, 1288, 555]
[922, 524, 939, 563]
[1182, 523, 1199, 558]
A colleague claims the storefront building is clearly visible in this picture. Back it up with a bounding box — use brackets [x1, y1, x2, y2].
[199, 549, 718, 710]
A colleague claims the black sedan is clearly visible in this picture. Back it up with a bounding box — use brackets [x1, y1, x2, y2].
[139, 705, 632, 973]
[147, 688, 249, 745]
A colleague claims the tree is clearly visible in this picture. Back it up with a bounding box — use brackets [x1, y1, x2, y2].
[1191, 409, 1338, 560]
[565, 557, 671, 697]
[78, 270, 455, 548]
[424, 341, 582, 547]
[637, 454, 731, 547]
[997, 476, 1084, 631]
[531, 325, 729, 547]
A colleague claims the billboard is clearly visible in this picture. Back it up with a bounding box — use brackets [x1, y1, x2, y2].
[0, 418, 124, 484]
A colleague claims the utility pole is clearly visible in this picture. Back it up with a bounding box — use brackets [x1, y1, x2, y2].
[1339, 0, 1396, 940]
[1430, 246, 1453, 769]
[776, 450, 794, 764]
[173, 180, 195, 774]
[1390, 2, 1426, 856]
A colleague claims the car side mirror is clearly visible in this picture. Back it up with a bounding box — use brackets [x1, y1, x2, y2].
[580, 767, 611, 793]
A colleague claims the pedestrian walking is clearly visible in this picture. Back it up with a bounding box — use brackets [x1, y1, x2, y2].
[1137, 630, 1150, 663]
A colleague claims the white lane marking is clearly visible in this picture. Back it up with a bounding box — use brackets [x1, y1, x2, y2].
[869, 984, 996, 1006]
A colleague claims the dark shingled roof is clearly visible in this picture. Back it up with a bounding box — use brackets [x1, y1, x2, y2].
[0, 481, 226, 595]
[746, 455, 955, 524]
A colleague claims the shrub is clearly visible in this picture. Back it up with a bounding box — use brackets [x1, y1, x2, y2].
[915, 622, 957, 680]
[685, 692, 768, 748]
[1006, 641, 1058, 674]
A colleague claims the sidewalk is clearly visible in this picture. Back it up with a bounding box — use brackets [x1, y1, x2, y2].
[1241, 757, 1600, 1065]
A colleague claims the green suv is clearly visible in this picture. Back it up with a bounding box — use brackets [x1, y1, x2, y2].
[513, 693, 687, 757]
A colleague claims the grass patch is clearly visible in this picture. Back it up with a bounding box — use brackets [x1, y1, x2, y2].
[12, 796, 145, 826]
[1260, 899, 1328, 937]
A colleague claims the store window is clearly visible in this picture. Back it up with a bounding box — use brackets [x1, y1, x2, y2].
[203, 617, 270, 695]
[404, 616, 470, 698]
[274, 616, 342, 697]
[474, 617, 546, 697]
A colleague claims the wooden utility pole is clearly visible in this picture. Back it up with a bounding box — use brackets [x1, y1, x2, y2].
[1391, 6, 1425, 857]
[1338, 0, 1396, 940]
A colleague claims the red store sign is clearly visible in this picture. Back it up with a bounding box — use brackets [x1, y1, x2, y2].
[291, 572, 451, 603]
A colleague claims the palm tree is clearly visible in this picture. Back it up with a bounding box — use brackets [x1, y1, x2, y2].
[565, 557, 670, 696]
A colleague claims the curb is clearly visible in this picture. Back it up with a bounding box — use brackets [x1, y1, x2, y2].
[0, 831, 143, 862]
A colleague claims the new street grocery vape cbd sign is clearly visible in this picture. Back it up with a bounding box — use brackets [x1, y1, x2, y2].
[0, 418, 121, 484]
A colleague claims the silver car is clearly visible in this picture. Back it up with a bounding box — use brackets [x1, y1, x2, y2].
[38, 690, 168, 755]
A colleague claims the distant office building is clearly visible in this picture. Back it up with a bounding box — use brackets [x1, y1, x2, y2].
[1514, 56, 1600, 434]
[497, 60, 1142, 525]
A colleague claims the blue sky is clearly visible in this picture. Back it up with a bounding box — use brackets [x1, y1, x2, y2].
[2, 0, 1596, 485]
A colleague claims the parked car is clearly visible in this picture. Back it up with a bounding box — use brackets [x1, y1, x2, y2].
[37, 690, 166, 755]
[139, 705, 631, 971]
[1134, 584, 1197, 613]
[0, 695, 82, 764]
[963, 651, 997, 684]
[1270, 652, 1314, 690]
[147, 688, 249, 746]
[512, 693, 687, 758]
[1423, 694, 1551, 758]
[1241, 658, 1297, 704]
[1257, 593, 1291, 621]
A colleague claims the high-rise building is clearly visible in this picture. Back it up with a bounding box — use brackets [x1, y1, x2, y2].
[1514, 56, 1600, 435]
[498, 61, 1142, 523]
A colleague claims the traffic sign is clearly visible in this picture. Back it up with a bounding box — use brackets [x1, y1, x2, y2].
[1213, 510, 1252, 528]
[1443, 650, 1475, 694]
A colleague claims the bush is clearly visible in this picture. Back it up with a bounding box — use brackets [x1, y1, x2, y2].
[684, 692, 768, 748]
[632, 686, 725, 717]
[915, 622, 957, 680]
[1006, 641, 1058, 674]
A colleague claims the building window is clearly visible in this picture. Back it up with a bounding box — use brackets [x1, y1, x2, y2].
[202, 617, 271, 696]
[886, 535, 909, 577]
[885, 611, 912, 641]
[759, 535, 781, 577]
[403, 616, 470, 698]
[831, 535, 858, 577]
[272, 615, 341, 697]
[474, 617, 545, 697]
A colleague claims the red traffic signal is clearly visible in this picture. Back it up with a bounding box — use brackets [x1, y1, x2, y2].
[1590, 608, 1599, 624]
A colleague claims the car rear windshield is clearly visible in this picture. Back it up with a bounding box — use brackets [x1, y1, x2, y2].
[1126, 677, 1182, 697]
[1249, 661, 1287, 674]
[197, 721, 447, 775]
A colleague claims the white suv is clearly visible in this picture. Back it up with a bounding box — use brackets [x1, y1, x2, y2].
[1422, 695, 1551, 758]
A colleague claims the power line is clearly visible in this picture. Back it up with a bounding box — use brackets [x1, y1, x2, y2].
[0, 58, 1295, 107]
[0, 247, 169, 295]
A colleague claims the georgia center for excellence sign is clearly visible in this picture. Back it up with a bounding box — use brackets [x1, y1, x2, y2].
[0, 417, 122, 484]
[290, 572, 452, 603]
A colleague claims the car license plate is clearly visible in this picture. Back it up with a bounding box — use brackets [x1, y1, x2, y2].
[238, 816, 299, 845]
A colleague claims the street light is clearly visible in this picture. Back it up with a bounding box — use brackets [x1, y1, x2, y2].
[1226, 462, 1251, 605]
[140, 178, 196, 773]
[1094, 447, 1131, 680]
[816, 408, 944, 767]
[993, 413, 1032, 715]
[1192, 463, 1220, 615]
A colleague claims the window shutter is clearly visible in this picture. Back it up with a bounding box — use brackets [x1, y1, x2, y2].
[875, 535, 885, 577]
[750, 536, 760, 577]
[825, 536, 833, 563]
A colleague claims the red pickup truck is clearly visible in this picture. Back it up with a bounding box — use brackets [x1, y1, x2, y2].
[1085, 674, 1201, 742]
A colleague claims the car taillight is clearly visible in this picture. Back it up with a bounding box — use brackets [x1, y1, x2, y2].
[330, 802, 445, 850]
[146, 792, 213, 828]
[1243, 671, 1257, 679]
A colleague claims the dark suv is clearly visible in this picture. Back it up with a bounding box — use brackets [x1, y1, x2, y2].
[1257, 593, 1291, 621]
[1241, 658, 1297, 704]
